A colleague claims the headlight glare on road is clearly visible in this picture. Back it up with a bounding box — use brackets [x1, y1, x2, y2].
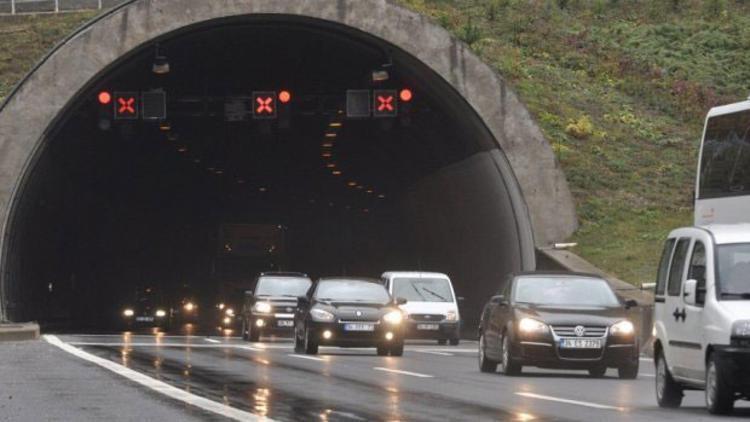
[123, 309, 134, 317]
[384, 310, 403, 324]
[518, 318, 548, 334]
[445, 310, 458, 321]
[155, 309, 167, 318]
[253, 302, 272, 314]
[310, 308, 335, 322]
[611, 320, 635, 336]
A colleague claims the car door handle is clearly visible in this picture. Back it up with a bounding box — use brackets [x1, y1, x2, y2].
[672, 307, 686, 322]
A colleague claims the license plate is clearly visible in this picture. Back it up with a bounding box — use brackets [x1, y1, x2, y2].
[277, 320, 294, 327]
[416, 323, 440, 330]
[560, 338, 602, 349]
[135, 316, 154, 322]
[344, 323, 375, 332]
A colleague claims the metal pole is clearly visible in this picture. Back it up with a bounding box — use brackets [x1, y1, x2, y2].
[98, 0, 102, 9]
[11, 0, 15, 15]
[54, 0, 59, 13]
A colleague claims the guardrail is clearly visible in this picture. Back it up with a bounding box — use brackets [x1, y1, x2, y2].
[0, 0, 124, 15]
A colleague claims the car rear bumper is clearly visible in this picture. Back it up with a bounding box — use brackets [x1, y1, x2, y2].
[513, 339, 639, 369]
[308, 321, 404, 347]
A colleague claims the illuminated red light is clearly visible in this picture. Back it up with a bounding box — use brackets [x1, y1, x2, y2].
[399, 89, 413, 102]
[278, 90, 292, 104]
[98, 91, 112, 105]
[377, 95, 395, 112]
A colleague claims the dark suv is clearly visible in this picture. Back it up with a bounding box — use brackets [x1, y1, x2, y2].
[241, 272, 312, 342]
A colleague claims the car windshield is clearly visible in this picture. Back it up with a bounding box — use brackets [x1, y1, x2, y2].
[255, 277, 312, 297]
[514, 277, 620, 307]
[315, 280, 391, 304]
[392, 277, 453, 302]
[717, 243, 750, 299]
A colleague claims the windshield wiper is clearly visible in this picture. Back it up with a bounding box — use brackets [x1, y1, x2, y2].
[410, 283, 427, 301]
[721, 292, 750, 299]
[421, 286, 448, 301]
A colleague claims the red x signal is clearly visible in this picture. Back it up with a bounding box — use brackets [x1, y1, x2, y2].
[113, 92, 139, 120]
[377, 95, 394, 112]
[252, 91, 277, 119]
[256, 96, 273, 114]
[373, 90, 398, 117]
[118, 97, 136, 114]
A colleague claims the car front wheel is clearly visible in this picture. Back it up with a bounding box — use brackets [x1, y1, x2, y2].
[500, 333, 521, 376]
[655, 349, 683, 408]
[706, 353, 734, 415]
[478, 332, 498, 373]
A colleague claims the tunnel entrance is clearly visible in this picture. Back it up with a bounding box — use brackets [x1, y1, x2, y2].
[0, 2, 576, 330]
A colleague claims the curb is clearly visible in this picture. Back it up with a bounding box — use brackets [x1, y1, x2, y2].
[0, 322, 40, 341]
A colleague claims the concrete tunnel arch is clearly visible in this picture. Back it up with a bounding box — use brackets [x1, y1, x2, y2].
[0, 0, 576, 323]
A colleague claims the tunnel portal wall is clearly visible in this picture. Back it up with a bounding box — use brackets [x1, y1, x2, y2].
[0, 0, 576, 320]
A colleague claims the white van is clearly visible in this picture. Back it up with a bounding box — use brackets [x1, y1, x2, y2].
[381, 272, 462, 345]
[653, 224, 750, 414]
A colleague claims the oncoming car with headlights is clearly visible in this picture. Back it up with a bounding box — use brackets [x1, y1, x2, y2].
[241, 272, 312, 342]
[478, 272, 639, 379]
[120, 287, 170, 329]
[295, 277, 407, 356]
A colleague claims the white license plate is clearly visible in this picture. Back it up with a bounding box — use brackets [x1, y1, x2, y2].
[277, 320, 294, 327]
[416, 323, 440, 330]
[135, 316, 154, 322]
[344, 323, 375, 332]
[560, 338, 602, 349]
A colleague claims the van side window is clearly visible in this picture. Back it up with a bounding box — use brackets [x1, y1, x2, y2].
[656, 239, 676, 296]
[688, 241, 707, 305]
[668, 238, 691, 296]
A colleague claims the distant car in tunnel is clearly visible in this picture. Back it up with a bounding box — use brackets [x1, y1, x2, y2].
[381, 271, 462, 345]
[478, 272, 639, 379]
[216, 300, 239, 330]
[120, 287, 171, 329]
[241, 272, 312, 342]
[294, 277, 407, 356]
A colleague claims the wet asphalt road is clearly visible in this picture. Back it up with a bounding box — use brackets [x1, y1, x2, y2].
[51, 330, 750, 422]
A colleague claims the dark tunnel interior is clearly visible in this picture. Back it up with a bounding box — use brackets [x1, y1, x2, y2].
[2, 18, 528, 332]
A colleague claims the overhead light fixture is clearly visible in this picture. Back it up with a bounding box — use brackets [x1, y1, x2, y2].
[347, 181, 357, 187]
[329, 122, 342, 128]
[332, 170, 342, 176]
[259, 187, 268, 192]
[366, 189, 374, 194]
[378, 194, 386, 199]
[159, 121, 171, 131]
[322, 142, 333, 148]
[321, 152, 332, 158]
[177, 146, 187, 153]
[152, 44, 170, 75]
[372, 69, 390, 82]
[326, 163, 336, 168]
[325, 133, 337, 138]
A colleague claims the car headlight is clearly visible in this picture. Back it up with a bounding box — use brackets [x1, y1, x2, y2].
[518, 318, 549, 334]
[611, 320, 635, 336]
[383, 310, 403, 324]
[155, 309, 167, 318]
[732, 320, 750, 338]
[183, 302, 196, 312]
[225, 308, 235, 317]
[310, 308, 335, 322]
[222, 316, 232, 325]
[445, 310, 458, 321]
[123, 309, 134, 317]
[253, 302, 272, 314]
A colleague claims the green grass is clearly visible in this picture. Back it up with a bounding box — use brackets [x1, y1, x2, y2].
[398, 0, 750, 284]
[2, 4, 750, 284]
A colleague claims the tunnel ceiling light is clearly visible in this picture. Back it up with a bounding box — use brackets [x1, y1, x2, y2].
[366, 189, 374, 194]
[326, 163, 336, 168]
[329, 122, 342, 128]
[325, 133, 337, 138]
[356, 185, 364, 190]
[378, 194, 386, 199]
[237, 178, 245, 184]
[332, 170, 342, 176]
[177, 146, 187, 153]
[371, 69, 390, 82]
[321, 152, 332, 158]
[98, 91, 112, 105]
[259, 187, 268, 192]
[193, 158, 201, 164]
[278, 90, 292, 104]
[159, 121, 171, 131]
[322, 142, 333, 148]
[347, 181, 357, 187]
[215, 169, 224, 175]
[399, 88, 413, 102]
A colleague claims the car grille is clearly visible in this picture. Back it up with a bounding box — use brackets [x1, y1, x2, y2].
[409, 314, 445, 322]
[550, 325, 607, 338]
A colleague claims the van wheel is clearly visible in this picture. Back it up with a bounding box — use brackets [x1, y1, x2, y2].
[706, 353, 734, 414]
[478, 332, 498, 373]
[655, 350, 683, 408]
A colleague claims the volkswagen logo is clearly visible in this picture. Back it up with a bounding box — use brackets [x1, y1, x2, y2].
[355, 310, 362, 317]
[285, 307, 293, 313]
[574, 325, 586, 337]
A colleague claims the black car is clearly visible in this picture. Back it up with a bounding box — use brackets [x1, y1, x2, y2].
[294, 277, 407, 356]
[478, 272, 639, 379]
[120, 287, 171, 329]
[241, 272, 312, 342]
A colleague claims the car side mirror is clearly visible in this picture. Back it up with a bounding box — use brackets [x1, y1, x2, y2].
[395, 297, 407, 305]
[624, 299, 638, 309]
[683, 279, 697, 306]
[490, 295, 506, 305]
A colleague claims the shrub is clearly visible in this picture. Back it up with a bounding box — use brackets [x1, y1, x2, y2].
[565, 115, 595, 139]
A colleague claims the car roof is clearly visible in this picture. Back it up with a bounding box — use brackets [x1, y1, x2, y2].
[317, 277, 382, 284]
[512, 271, 605, 280]
[381, 271, 450, 279]
[258, 271, 309, 278]
[671, 224, 750, 245]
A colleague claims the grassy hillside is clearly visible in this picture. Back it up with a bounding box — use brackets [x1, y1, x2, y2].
[2, 3, 750, 284]
[400, 0, 750, 284]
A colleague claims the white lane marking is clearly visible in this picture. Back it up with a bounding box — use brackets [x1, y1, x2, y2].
[373, 367, 434, 378]
[68, 342, 235, 348]
[288, 354, 326, 362]
[44, 335, 273, 421]
[412, 350, 453, 356]
[639, 357, 653, 362]
[204, 338, 220, 343]
[515, 392, 625, 411]
[640, 373, 655, 377]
